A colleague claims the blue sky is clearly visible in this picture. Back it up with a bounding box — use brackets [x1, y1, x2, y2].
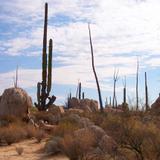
[1, 0, 160, 108]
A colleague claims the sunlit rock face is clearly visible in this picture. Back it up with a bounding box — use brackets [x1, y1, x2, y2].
[68, 97, 99, 112]
[151, 96, 160, 112]
[0, 87, 32, 118]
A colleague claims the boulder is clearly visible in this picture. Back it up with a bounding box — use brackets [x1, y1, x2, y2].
[45, 136, 62, 155]
[38, 120, 57, 132]
[98, 134, 117, 155]
[151, 96, 160, 111]
[68, 98, 98, 112]
[68, 97, 80, 108]
[82, 147, 105, 160]
[79, 117, 94, 128]
[88, 125, 106, 142]
[0, 88, 32, 118]
[74, 125, 106, 144]
[68, 108, 84, 114]
[80, 99, 98, 112]
[104, 107, 123, 113]
[48, 105, 65, 114]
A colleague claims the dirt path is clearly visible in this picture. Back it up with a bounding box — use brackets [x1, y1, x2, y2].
[0, 139, 69, 160]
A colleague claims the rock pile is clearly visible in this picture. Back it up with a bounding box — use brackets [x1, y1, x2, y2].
[68, 97, 99, 112]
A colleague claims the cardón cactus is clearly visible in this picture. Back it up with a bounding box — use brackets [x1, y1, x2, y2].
[34, 3, 56, 111]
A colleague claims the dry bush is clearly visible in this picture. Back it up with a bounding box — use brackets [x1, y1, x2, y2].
[0, 121, 46, 145]
[0, 124, 26, 145]
[35, 129, 46, 143]
[0, 115, 21, 127]
[30, 106, 38, 114]
[15, 146, 24, 155]
[45, 136, 62, 155]
[33, 111, 60, 125]
[53, 115, 81, 137]
[99, 112, 160, 160]
[24, 124, 37, 138]
[45, 128, 96, 160]
[81, 111, 107, 126]
[60, 129, 96, 160]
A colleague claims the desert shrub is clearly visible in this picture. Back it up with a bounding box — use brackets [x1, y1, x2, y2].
[15, 146, 24, 155]
[30, 106, 38, 114]
[0, 124, 26, 145]
[0, 122, 46, 145]
[45, 128, 96, 160]
[100, 112, 160, 160]
[0, 115, 20, 126]
[53, 115, 82, 137]
[82, 111, 107, 126]
[35, 129, 46, 143]
[45, 136, 62, 155]
[61, 130, 96, 160]
[24, 124, 37, 138]
[33, 111, 60, 125]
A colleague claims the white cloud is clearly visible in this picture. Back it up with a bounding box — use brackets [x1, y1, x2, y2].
[2, 0, 160, 58]
[1, 0, 160, 104]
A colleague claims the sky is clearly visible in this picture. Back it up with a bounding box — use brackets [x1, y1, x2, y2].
[1, 0, 160, 108]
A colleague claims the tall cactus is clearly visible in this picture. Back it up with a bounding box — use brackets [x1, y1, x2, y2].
[35, 3, 56, 111]
[82, 92, 85, 99]
[122, 76, 128, 111]
[123, 76, 126, 105]
[145, 72, 149, 111]
[78, 82, 81, 100]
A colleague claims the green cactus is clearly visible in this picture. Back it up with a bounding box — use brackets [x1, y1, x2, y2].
[78, 82, 81, 100]
[37, 82, 41, 106]
[145, 72, 149, 111]
[47, 39, 52, 94]
[82, 92, 85, 99]
[35, 3, 56, 111]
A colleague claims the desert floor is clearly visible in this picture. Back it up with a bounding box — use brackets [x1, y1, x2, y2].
[0, 139, 69, 160]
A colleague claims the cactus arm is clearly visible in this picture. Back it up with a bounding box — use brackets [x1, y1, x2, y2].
[47, 39, 53, 94]
[45, 95, 56, 109]
[78, 82, 81, 100]
[37, 82, 41, 106]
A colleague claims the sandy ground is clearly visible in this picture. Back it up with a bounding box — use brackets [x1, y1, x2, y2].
[0, 139, 69, 160]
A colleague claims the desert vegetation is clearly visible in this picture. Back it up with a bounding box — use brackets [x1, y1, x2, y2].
[1, 2, 160, 160]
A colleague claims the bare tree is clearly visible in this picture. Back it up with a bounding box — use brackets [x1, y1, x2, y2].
[112, 69, 119, 108]
[136, 58, 139, 110]
[105, 97, 108, 108]
[14, 66, 18, 88]
[88, 24, 103, 111]
[109, 96, 112, 106]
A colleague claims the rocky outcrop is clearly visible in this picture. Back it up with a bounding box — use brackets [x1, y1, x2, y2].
[104, 107, 123, 113]
[0, 88, 32, 118]
[68, 97, 99, 112]
[151, 96, 160, 112]
[98, 135, 117, 155]
[74, 125, 117, 159]
[48, 105, 65, 115]
[67, 108, 84, 114]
